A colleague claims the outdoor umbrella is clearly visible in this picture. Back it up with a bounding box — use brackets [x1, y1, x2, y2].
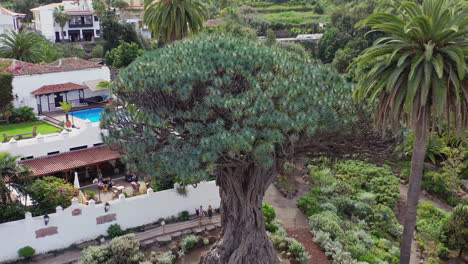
[78, 190, 87, 204]
[74, 171, 80, 189]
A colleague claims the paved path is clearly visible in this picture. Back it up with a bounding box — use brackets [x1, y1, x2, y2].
[32, 216, 221, 264]
[264, 170, 331, 264]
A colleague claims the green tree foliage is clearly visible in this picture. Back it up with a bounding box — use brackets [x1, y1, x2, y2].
[53, 5, 70, 41]
[318, 27, 348, 63]
[203, 22, 257, 39]
[351, 0, 467, 263]
[265, 28, 276, 46]
[100, 10, 143, 53]
[92, 0, 107, 19]
[0, 31, 44, 63]
[111, 0, 128, 12]
[104, 41, 143, 68]
[0, 152, 32, 205]
[0, 72, 13, 115]
[143, 0, 208, 42]
[102, 34, 357, 263]
[443, 205, 468, 256]
[26, 176, 77, 215]
[91, 44, 104, 58]
[58, 43, 85, 58]
[18, 246, 35, 259]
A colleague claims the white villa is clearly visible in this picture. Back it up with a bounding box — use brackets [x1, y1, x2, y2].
[0, 7, 26, 35]
[0, 57, 111, 114]
[31, 0, 100, 42]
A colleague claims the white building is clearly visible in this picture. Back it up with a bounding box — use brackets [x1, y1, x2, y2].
[0, 7, 26, 35]
[0, 57, 111, 114]
[31, 0, 100, 42]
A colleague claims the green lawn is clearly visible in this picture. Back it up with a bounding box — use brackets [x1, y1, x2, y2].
[262, 11, 328, 27]
[0, 121, 62, 142]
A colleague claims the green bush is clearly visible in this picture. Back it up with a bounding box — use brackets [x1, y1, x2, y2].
[262, 203, 276, 222]
[91, 44, 104, 58]
[10, 107, 37, 123]
[0, 72, 13, 115]
[104, 41, 143, 68]
[85, 191, 95, 199]
[179, 235, 199, 254]
[107, 224, 125, 238]
[178, 210, 190, 221]
[18, 246, 35, 259]
[436, 243, 449, 260]
[443, 204, 468, 256]
[416, 201, 448, 242]
[26, 176, 77, 215]
[150, 251, 176, 264]
[0, 203, 29, 223]
[80, 234, 143, 264]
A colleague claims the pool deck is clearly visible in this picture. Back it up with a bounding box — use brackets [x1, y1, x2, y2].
[42, 104, 105, 128]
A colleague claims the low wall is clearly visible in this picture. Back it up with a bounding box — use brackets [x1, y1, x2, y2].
[0, 181, 220, 262]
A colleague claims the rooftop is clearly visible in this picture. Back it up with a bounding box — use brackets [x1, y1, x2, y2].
[31, 82, 87, 95]
[0, 6, 26, 17]
[0, 58, 103, 76]
[20, 146, 120, 176]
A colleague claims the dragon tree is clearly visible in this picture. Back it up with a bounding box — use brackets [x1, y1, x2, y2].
[101, 35, 388, 264]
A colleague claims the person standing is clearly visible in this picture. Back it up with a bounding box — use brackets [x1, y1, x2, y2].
[207, 205, 213, 223]
[198, 205, 203, 226]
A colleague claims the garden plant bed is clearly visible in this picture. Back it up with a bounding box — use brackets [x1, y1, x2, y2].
[0, 121, 62, 142]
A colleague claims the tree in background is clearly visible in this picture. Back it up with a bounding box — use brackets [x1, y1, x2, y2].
[100, 10, 142, 53]
[92, 0, 107, 20]
[104, 41, 143, 68]
[111, 0, 129, 16]
[101, 35, 383, 264]
[265, 28, 276, 46]
[143, 0, 208, 42]
[443, 205, 468, 257]
[0, 30, 43, 63]
[0, 153, 32, 205]
[350, 0, 467, 263]
[53, 5, 70, 41]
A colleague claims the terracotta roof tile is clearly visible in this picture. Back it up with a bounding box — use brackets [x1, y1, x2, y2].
[20, 146, 120, 176]
[31, 82, 87, 95]
[0, 58, 103, 76]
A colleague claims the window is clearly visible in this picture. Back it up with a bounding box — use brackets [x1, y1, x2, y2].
[70, 145, 88, 151]
[94, 16, 98, 22]
[20, 156, 34, 161]
[93, 143, 104, 147]
[69, 15, 93, 27]
[48, 151, 60, 156]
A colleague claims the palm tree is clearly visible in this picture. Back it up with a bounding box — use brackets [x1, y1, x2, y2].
[350, 0, 467, 263]
[111, 0, 129, 17]
[0, 30, 44, 63]
[143, 0, 208, 42]
[59, 101, 73, 127]
[0, 153, 32, 205]
[53, 6, 71, 42]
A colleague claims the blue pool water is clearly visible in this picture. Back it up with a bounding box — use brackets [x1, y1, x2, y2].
[70, 108, 104, 122]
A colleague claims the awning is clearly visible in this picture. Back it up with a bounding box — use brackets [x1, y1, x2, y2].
[84, 79, 108, 92]
[20, 146, 120, 176]
[31, 82, 87, 95]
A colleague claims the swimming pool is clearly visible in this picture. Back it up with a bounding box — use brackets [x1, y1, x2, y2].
[70, 108, 104, 123]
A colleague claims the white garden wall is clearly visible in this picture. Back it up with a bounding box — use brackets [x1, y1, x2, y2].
[0, 181, 221, 262]
[0, 121, 104, 159]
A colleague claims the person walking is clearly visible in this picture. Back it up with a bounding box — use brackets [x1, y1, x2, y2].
[198, 205, 203, 226]
[207, 205, 213, 223]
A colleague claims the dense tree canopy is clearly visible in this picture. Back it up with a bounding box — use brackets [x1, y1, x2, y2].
[102, 34, 368, 263]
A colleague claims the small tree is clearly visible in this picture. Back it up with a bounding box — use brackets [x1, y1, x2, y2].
[53, 6, 71, 41]
[444, 205, 468, 257]
[59, 101, 73, 126]
[0, 152, 32, 205]
[26, 176, 77, 214]
[104, 41, 143, 68]
[265, 28, 276, 46]
[92, 0, 107, 20]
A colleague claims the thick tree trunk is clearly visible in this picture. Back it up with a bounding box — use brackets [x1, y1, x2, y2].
[399, 108, 429, 264]
[201, 164, 280, 264]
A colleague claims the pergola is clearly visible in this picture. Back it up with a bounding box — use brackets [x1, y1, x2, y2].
[31, 82, 87, 114]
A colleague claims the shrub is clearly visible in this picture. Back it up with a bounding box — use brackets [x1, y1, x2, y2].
[416, 202, 448, 242]
[151, 251, 176, 264]
[443, 205, 468, 256]
[0, 203, 29, 223]
[286, 237, 307, 258]
[297, 191, 322, 216]
[178, 210, 190, 221]
[10, 107, 37, 123]
[80, 234, 144, 264]
[436, 243, 449, 260]
[180, 235, 199, 254]
[104, 41, 143, 68]
[86, 191, 95, 199]
[309, 211, 344, 239]
[203, 238, 210, 245]
[262, 203, 276, 222]
[18, 246, 35, 259]
[91, 44, 104, 58]
[26, 176, 77, 215]
[107, 224, 125, 238]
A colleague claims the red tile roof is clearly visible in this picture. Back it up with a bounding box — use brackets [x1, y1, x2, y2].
[31, 82, 87, 95]
[0, 6, 26, 16]
[0, 58, 103, 76]
[20, 146, 121, 176]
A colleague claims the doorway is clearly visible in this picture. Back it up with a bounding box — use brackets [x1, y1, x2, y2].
[54, 93, 63, 107]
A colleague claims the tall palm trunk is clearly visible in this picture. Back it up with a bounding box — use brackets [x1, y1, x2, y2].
[61, 26, 65, 41]
[399, 107, 429, 264]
